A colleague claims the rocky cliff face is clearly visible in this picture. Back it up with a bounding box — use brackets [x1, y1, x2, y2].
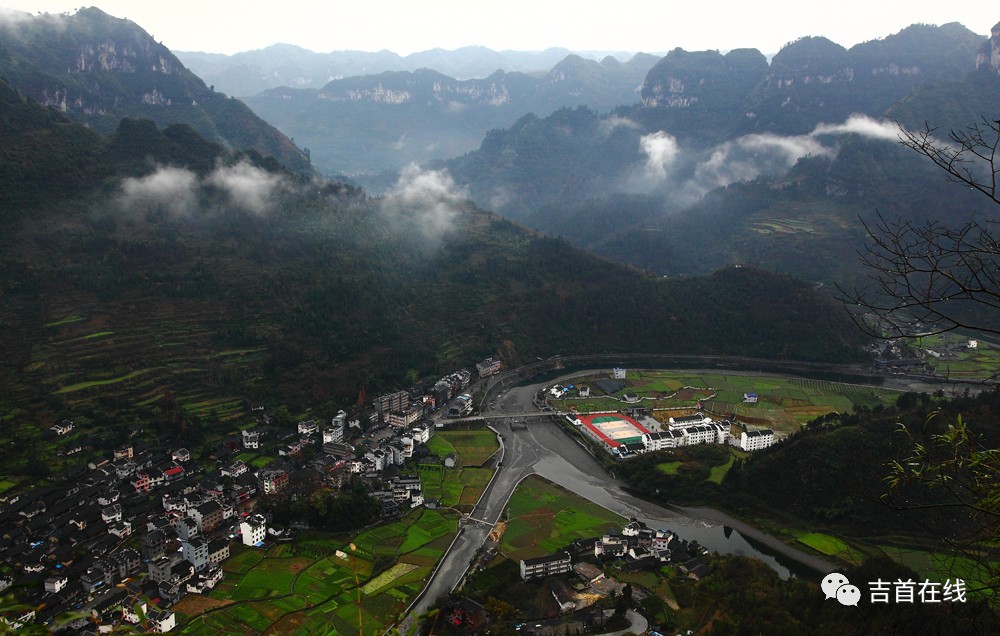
[977, 21, 1000, 73]
[640, 48, 768, 108]
[639, 23, 983, 123]
[317, 70, 517, 107]
[637, 23, 985, 136]
[0, 7, 312, 174]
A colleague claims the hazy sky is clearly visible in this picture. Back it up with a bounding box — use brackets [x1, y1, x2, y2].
[1, 1, 997, 55]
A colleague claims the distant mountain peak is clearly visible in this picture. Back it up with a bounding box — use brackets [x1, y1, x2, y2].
[977, 21, 1000, 73]
[0, 8, 313, 174]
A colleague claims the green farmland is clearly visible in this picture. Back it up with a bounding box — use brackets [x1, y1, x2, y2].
[552, 370, 901, 434]
[499, 475, 624, 562]
[417, 428, 499, 512]
[425, 428, 499, 467]
[176, 507, 459, 635]
[915, 333, 1000, 380]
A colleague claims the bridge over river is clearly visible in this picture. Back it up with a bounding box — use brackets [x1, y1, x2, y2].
[400, 370, 842, 631]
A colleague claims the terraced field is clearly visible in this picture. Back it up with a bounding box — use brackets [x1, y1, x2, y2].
[28, 308, 263, 420]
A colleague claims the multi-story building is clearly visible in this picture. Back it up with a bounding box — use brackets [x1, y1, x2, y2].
[432, 380, 453, 407]
[388, 406, 420, 428]
[188, 500, 225, 533]
[163, 465, 185, 482]
[410, 425, 431, 444]
[682, 424, 718, 446]
[476, 357, 502, 377]
[240, 514, 267, 546]
[241, 429, 260, 450]
[141, 529, 170, 562]
[642, 430, 685, 451]
[376, 391, 409, 416]
[101, 504, 123, 524]
[594, 535, 628, 557]
[668, 413, 713, 430]
[388, 443, 406, 466]
[130, 471, 151, 492]
[399, 436, 414, 458]
[176, 517, 199, 541]
[208, 538, 230, 566]
[44, 576, 68, 593]
[364, 449, 387, 471]
[259, 469, 289, 495]
[520, 552, 572, 580]
[221, 460, 248, 478]
[323, 422, 345, 444]
[182, 537, 210, 572]
[739, 428, 775, 452]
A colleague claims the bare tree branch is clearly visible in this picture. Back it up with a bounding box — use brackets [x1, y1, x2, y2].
[838, 119, 1000, 338]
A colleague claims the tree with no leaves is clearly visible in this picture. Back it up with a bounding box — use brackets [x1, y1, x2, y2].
[840, 117, 1000, 338]
[843, 116, 1000, 605]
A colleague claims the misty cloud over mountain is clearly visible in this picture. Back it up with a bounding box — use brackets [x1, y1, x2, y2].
[626, 115, 905, 205]
[115, 161, 293, 217]
[380, 165, 468, 243]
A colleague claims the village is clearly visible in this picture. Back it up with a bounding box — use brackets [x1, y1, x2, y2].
[0, 358, 798, 634]
[0, 358, 504, 632]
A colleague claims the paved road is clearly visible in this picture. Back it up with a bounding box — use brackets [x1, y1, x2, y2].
[405, 382, 691, 625]
[403, 373, 837, 627]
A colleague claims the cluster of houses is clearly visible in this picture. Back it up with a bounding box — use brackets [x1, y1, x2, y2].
[0, 435, 248, 632]
[872, 332, 982, 373]
[372, 367, 474, 429]
[0, 357, 490, 632]
[518, 521, 711, 615]
[0, 406, 332, 632]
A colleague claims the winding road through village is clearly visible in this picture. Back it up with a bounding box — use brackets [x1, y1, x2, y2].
[402, 372, 842, 629]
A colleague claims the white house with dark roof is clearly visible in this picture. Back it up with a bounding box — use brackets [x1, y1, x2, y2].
[642, 430, 685, 451]
[182, 537, 210, 572]
[668, 413, 713, 430]
[738, 428, 775, 452]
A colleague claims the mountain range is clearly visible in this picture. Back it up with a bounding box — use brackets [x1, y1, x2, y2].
[3, 10, 1000, 631]
[436, 21, 1000, 287]
[0, 68, 864, 454]
[242, 53, 658, 174]
[4, 8, 1000, 427]
[176, 44, 650, 96]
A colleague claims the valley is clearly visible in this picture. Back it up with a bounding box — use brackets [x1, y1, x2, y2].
[1, 4, 1000, 634]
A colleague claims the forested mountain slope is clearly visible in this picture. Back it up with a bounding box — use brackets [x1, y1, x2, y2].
[0, 7, 313, 174]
